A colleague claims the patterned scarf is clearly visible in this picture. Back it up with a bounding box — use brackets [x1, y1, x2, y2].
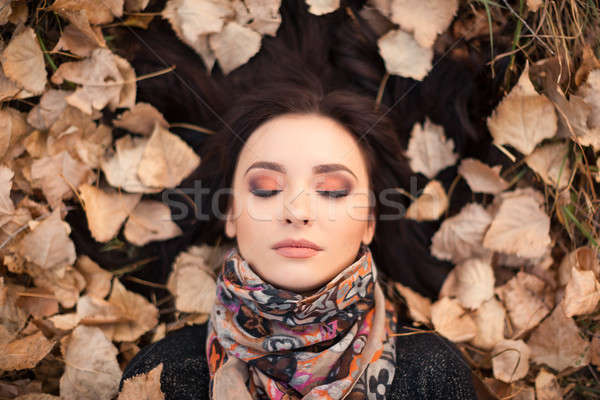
[206, 243, 397, 400]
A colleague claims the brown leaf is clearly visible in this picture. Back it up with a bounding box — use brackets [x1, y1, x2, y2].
[454, 257, 495, 310]
[31, 151, 94, 209]
[108, 280, 158, 342]
[0, 107, 31, 160]
[162, 0, 233, 38]
[458, 158, 509, 194]
[495, 272, 550, 337]
[78, 184, 141, 242]
[405, 118, 457, 178]
[377, 29, 433, 80]
[0, 27, 47, 94]
[575, 69, 600, 149]
[470, 297, 506, 350]
[430, 203, 492, 264]
[525, 141, 571, 190]
[492, 339, 530, 383]
[15, 288, 59, 319]
[52, 23, 106, 57]
[75, 255, 112, 299]
[534, 369, 562, 400]
[14, 394, 60, 400]
[59, 325, 121, 400]
[563, 268, 600, 317]
[527, 303, 590, 371]
[232, 0, 282, 36]
[113, 103, 168, 136]
[101, 135, 161, 193]
[0, 278, 29, 344]
[306, 0, 339, 15]
[208, 21, 262, 75]
[0, 331, 55, 371]
[124, 200, 183, 246]
[118, 363, 164, 400]
[51, 48, 135, 114]
[125, 0, 150, 12]
[27, 90, 69, 131]
[390, 0, 458, 48]
[18, 209, 76, 271]
[29, 264, 85, 309]
[591, 336, 600, 367]
[394, 282, 431, 325]
[77, 295, 124, 325]
[0, 165, 15, 215]
[405, 180, 447, 221]
[137, 124, 201, 188]
[483, 194, 551, 259]
[431, 297, 477, 342]
[487, 64, 557, 155]
[50, 0, 123, 25]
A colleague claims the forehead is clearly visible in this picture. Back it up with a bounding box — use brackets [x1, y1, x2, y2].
[236, 113, 368, 178]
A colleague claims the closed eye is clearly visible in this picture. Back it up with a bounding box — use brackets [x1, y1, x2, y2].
[250, 189, 349, 198]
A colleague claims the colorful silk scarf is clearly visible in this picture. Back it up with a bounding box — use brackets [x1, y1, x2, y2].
[206, 243, 398, 400]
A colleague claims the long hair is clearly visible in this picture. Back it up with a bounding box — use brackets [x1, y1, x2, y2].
[97, 0, 508, 299]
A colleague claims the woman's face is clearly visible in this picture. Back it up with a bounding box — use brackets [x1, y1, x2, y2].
[224, 113, 375, 293]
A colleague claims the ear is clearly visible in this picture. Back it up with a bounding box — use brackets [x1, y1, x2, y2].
[362, 209, 376, 245]
[224, 205, 237, 238]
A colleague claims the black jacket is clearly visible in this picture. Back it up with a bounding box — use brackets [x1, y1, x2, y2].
[120, 321, 477, 399]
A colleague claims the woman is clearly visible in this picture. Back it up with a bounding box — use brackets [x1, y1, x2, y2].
[118, 80, 478, 399]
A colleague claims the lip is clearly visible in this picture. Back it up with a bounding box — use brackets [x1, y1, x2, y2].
[272, 238, 323, 259]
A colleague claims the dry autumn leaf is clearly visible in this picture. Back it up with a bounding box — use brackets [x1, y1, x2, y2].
[27, 90, 68, 131]
[405, 180, 447, 221]
[527, 303, 590, 371]
[487, 64, 557, 155]
[483, 194, 551, 259]
[0, 331, 55, 372]
[50, 0, 123, 25]
[306, 0, 340, 15]
[394, 282, 431, 325]
[405, 118, 457, 178]
[431, 296, 477, 342]
[526, 141, 571, 190]
[113, 103, 169, 136]
[492, 339, 530, 383]
[377, 29, 433, 80]
[209, 21, 262, 75]
[137, 124, 201, 188]
[0, 166, 15, 216]
[118, 362, 165, 400]
[29, 264, 85, 309]
[78, 184, 142, 242]
[53, 23, 106, 58]
[430, 203, 492, 264]
[232, 0, 282, 36]
[558, 246, 600, 286]
[75, 255, 112, 299]
[458, 158, 509, 194]
[124, 200, 183, 246]
[108, 279, 158, 342]
[563, 268, 600, 317]
[454, 257, 495, 310]
[0, 27, 47, 95]
[535, 369, 562, 400]
[59, 325, 121, 400]
[470, 297, 506, 350]
[15, 287, 59, 319]
[389, 0, 458, 48]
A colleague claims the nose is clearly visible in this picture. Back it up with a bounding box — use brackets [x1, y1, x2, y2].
[281, 186, 314, 226]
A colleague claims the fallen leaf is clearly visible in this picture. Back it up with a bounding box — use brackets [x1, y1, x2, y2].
[492, 339, 530, 383]
[527, 0, 543, 12]
[563, 268, 600, 317]
[483, 195, 551, 259]
[558, 246, 600, 286]
[118, 363, 164, 400]
[47, 313, 79, 331]
[137, 124, 201, 188]
[575, 69, 600, 150]
[59, 325, 121, 400]
[125, 0, 150, 12]
[458, 158, 509, 194]
[75, 255, 112, 299]
[101, 135, 161, 193]
[431, 297, 477, 342]
[495, 272, 550, 337]
[526, 141, 571, 189]
[0, 278, 28, 344]
[487, 64, 557, 155]
[29, 264, 85, 309]
[535, 369, 561, 400]
[52, 23, 106, 57]
[162, 0, 233, 38]
[405, 117, 457, 178]
[389, 0, 458, 48]
[527, 303, 590, 371]
[430, 203, 492, 264]
[31, 151, 94, 209]
[209, 21, 262, 75]
[454, 257, 495, 310]
[405, 180, 447, 221]
[124, 200, 183, 246]
[108, 279, 158, 342]
[76, 295, 123, 325]
[113, 103, 168, 136]
[17, 209, 76, 271]
[167, 260, 216, 315]
[0, 107, 31, 160]
[591, 336, 600, 367]
[470, 297, 506, 350]
[0, 166, 15, 215]
[27, 90, 69, 131]
[15, 288, 59, 318]
[0, 27, 47, 95]
[232, 0, 282, 36]
[377, 29, 433, 80]
[0, 331, 55, 371]
[50, 0, 123, 25]
[394, 282, 431, 325]
[14, 394, 60, 400]
[306, 0, 339, 15]
[79, 184, 141, 242]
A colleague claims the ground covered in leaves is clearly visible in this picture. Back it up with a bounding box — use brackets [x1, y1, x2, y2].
[0, 0, 600, 399]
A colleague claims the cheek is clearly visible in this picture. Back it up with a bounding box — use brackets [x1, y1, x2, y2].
[316, 194, 371, 239]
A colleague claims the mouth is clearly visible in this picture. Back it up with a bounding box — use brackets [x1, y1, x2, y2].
[272, 239, 322, 259]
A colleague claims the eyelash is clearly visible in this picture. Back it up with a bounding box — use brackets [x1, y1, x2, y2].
[251, 189, 349, 198]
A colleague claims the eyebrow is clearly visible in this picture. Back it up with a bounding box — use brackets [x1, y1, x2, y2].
[244, 161, 358, 180]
